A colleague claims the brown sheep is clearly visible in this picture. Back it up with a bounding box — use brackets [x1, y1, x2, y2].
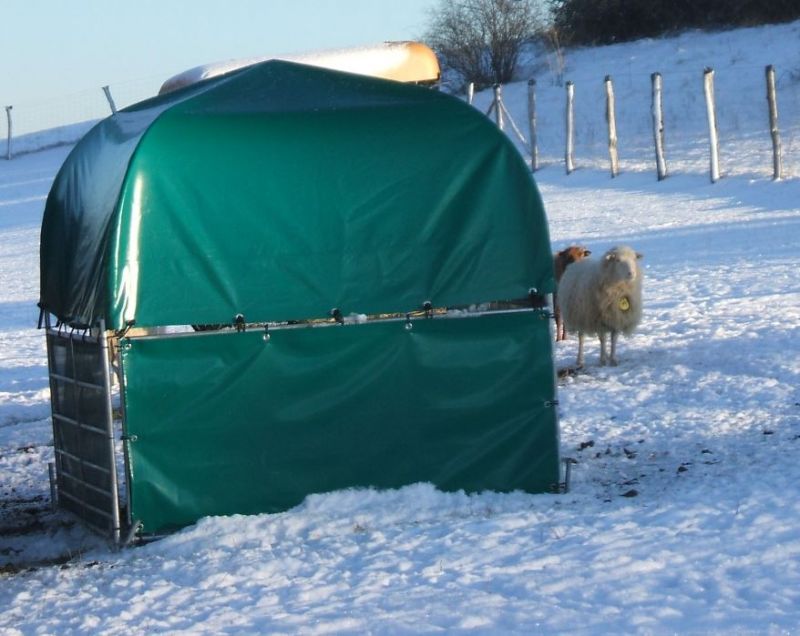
[553, 245, 591, 341]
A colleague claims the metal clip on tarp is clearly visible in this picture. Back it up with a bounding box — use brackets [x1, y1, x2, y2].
[528, 287, 547, 310]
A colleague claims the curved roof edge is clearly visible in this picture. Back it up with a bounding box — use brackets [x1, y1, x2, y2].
[41, 60, 552, 330]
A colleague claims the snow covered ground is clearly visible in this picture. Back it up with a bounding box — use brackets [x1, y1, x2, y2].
[2, 21, 800, 635]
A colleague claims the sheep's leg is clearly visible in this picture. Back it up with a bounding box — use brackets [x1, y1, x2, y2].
[576, 332, 585, 368]
[599, 332, 608, 366]
[555, 306, 566, 341]
[609, 331, 619, 366]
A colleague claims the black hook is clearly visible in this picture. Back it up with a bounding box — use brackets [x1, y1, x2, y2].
[528, 287, 546, 309]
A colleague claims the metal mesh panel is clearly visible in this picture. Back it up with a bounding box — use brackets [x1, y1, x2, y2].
[45, 320, 121, 542]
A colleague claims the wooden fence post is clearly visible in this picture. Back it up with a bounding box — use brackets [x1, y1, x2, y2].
[565, 81, 575, 174]
[651, 72, 667, 181]
[498, 94, 532, 154]
[703, 68, 720, 183]
[102, 85, 118, 115]
[493, 84, 504, 130]
[766, 65, 782, 180]
[467, 82, 475, 106]
[4, 106, 12, 160]
[605, 75, 619, 178]
[527, 79, 539, 172]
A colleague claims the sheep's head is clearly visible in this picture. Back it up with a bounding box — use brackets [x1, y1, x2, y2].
[558, 245, 591, 266]
[554, 246, 592, 281]
[603, 246, 643, 282]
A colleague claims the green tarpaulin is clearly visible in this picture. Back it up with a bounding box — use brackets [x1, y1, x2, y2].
[39, 60, 560, 535]
[40, 60, 554, 329]
[121, 312, 558, 534]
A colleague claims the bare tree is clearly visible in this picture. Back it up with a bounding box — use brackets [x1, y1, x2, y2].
[424, 0, 545, 89]
[544, 26, 566, 86]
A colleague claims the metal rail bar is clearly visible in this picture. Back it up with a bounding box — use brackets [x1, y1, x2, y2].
[54, 447, 112, 475]
[58, 469, 115, 498]
[57, 489, 115, 522]
[45, 326, 102, 343]
[49, 372, 105, 391]
[51, 413, 108, 436]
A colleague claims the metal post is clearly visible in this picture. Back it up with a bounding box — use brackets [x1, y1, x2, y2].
[766, 65, 782, 181]
[651, 72, 667, 181]
[117, 336, 134, 534]
[466, 82, 475, 106]
[564, 457, 573, 494]
[98, 318, 122, 544]
[43, 312, 61, 510]
[102, 85, 118, 115]
[527, 79, 539, 171]
[48, 462, 58, 509]
[493, 84, 504, 130]
[703, 68, 720, 183]
[605, 75, 619, 178]
[4, 106, 12, 160]
[565, 81, 575, 175]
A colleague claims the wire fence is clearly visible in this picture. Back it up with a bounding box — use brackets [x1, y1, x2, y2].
[470, 62, 800, 181]
[3, 75, 162, 157]
[4, 63, 800, 184]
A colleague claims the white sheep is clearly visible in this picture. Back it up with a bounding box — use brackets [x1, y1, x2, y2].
[557, 245, 643, 367]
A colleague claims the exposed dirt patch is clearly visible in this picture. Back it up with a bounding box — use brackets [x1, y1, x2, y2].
[0, 495, 105, 576]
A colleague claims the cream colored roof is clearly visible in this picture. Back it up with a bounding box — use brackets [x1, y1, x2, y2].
[159, 41, 440, 95]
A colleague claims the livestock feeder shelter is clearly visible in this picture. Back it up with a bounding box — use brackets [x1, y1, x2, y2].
[38, 60, 560, 542]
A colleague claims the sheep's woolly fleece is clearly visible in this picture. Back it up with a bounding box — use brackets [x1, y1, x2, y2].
[557, 245, 643, 336]
[3, 19, 800, 635]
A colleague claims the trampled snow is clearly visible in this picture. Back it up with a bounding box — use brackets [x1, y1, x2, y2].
[2, 21, 800, 635]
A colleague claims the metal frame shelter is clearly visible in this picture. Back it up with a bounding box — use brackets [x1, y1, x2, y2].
[39, 60, 560, 541]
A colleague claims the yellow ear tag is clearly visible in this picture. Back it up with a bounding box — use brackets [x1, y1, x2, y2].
[619, 297, 630, 311]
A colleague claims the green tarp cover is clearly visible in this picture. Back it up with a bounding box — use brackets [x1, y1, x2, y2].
[121, 311, 559, 535]
[40, 60, 554, 329]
